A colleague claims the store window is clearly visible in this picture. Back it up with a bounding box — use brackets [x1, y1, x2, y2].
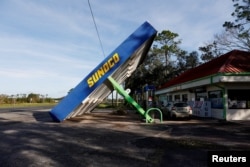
[167, 95, 173, 102]
[182, 94, 188, 102]
[195, 87, 207, 101]
[174, 94, 180, 102]
[208, 90, 223, 109]
[158, 94, 167, 106]
[228, 89, 250, 109]
[196, 92, 207, 101]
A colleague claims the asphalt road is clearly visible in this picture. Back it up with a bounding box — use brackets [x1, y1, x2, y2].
[0, 107, 250, 167]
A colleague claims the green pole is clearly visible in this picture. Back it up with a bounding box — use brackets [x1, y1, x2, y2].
[108, 76, 154, 123]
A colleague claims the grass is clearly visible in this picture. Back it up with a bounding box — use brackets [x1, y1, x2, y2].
[0, 103, 57, 109]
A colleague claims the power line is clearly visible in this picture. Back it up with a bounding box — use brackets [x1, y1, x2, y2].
[88, 0, 106, 58]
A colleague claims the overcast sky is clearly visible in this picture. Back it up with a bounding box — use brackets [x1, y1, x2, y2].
[0, 0, 234, 98]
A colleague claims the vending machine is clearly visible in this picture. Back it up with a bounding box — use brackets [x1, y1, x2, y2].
[192, 101, 211, 117]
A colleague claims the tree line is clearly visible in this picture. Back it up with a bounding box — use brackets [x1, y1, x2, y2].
[0, 93, 55, 104]
[126, 0, 250, 94]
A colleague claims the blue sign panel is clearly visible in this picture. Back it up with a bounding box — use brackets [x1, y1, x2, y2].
[50, 21, 157, 122]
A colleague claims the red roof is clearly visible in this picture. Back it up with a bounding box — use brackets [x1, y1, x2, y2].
[159, 50, 250, 90]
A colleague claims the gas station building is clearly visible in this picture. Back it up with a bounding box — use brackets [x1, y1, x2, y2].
[156, 50, 250, 120]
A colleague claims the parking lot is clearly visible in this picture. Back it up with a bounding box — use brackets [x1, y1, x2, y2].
[0, 107, 250, 167]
